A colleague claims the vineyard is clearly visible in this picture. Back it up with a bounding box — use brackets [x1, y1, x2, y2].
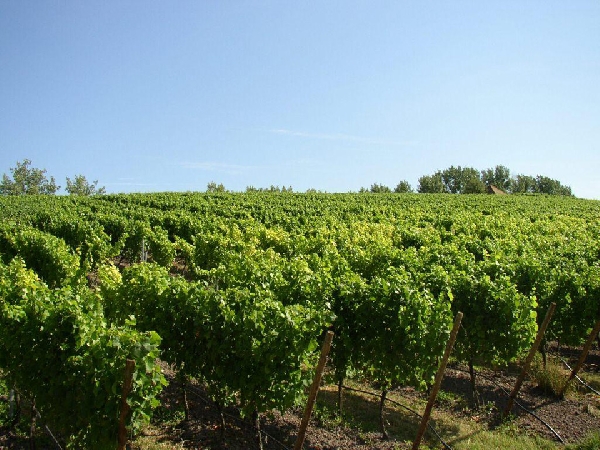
[0, 192, 599, 449]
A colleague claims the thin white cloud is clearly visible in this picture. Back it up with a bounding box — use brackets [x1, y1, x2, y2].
[269, 129, 418, 147]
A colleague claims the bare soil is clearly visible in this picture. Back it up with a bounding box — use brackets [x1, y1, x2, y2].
[1, 345, 598, 449]
[130, 344, 599, 450]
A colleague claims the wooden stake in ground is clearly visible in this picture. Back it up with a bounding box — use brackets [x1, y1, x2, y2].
[412, 311, 463, 450]
[29, 398, 36, 450]
[503, 303, 556, 417]
[293, 331, 334, 450]
[337, 378, 344, 418]
[559, 317, 600, 397]
[379, 388, 389, 440]
[253, 409, 263, 450]
[118, 359, 136, 450]
[8, 387, 19, 427]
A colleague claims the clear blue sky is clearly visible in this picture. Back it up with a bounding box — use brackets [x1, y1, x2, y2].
[1, 1, 599, 198]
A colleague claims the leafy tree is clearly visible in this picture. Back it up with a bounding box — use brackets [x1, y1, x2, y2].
[441, 166, 464, 194]
[394, 180, 413, 193]
[246, 185, 294, 193]
[481, 165, 511, 192]
[535, 176, 572, 196]
[511, 174, 572, 196]
[511, 174, 537, 193]
[418, 165, 572, 196]
[417, 172, 445, 193]
[463, 178, 486, 194]
[369, 183, 392, 193]
[65, 175, 106, 196]
[206, 181, 226, 193]
[441, 166, 484, 194]
[0, 159, 59, 195]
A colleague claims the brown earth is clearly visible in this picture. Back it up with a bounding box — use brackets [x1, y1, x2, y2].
[1, 345, 598, 449]
[130, 344, 599, 450]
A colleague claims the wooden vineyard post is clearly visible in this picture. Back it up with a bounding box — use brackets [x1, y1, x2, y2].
[30, 398, 36, 450]
[140, 238, 148, 263]
[8, 388, 18, 425]
[293, 331, 334, 450]
[118, 359, 136, 450]
[412, 312, 463, 450]
[503, 303, 556, 417]
[559, 317, 600, 397]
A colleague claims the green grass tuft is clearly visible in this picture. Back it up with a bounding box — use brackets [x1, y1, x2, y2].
[530, 355, 572, 397]
[566, 431, 600, 450]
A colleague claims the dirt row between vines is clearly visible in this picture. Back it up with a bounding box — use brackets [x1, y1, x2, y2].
[1, 345, 597, 449]
[133, 345, 599, 450]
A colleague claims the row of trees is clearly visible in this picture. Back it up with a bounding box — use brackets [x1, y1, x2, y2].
[1, 160, 573, 197]
[417, 165, 572, 195]
[208, 183, 296, 193]
[359, 180, 412, 194]
[363, 165, 572, 196]
[0, 159, 106, 196]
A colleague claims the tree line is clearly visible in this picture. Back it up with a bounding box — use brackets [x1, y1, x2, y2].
[1, 160, 573, 197]
[0, 159, 105, 196]
[362, 165, 573, 196]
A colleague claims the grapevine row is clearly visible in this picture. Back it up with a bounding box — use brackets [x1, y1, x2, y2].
[0, 192, 598, 447]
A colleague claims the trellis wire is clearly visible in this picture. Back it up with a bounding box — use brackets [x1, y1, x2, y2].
[451, 366, 565, 444]
[342, 385, 452, 450]
[10, 388, 63, 450]
[558, 357, 600, 396]
[183, 383, 292, 450]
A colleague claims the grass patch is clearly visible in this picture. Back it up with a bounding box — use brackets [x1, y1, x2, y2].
[566, 431, 600, 450]
[427, 401, 557, 450]
[316, 382, 424, 438]
[133, 433, 186, 450]
[577, 370, 600, 394]
[314, 379, 559, 450]
[436, 388, 469, 410]
[449, 428, 557, 450]
[151, 403, 186, 427]
[530, 355, 572, 397]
